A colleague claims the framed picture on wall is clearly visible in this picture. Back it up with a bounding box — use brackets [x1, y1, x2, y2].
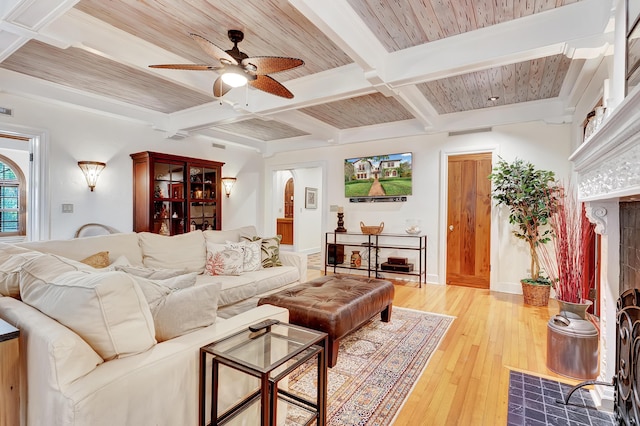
[305, 187, 318, 209]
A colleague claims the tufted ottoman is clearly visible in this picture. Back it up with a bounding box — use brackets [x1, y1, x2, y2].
[258, 274, 394, 367]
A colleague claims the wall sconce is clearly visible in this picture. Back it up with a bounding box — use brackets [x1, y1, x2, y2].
[221, 177, 237, 198]
[78, 161, 106, 192]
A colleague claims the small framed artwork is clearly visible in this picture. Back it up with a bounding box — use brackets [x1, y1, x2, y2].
[305, 187, 318, 209]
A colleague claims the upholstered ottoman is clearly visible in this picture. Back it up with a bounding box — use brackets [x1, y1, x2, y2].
[258, 274, 394, 367]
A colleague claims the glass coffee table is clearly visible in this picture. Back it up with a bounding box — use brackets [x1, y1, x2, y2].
[199, 319, 327, 426]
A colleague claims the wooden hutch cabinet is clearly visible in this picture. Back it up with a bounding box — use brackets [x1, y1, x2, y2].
[131, 151, 224, 235]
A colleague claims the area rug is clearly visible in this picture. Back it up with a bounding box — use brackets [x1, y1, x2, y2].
[507, 371, 615, 425]
[307, 252, 322, 270]
[286, 307, 454, 425]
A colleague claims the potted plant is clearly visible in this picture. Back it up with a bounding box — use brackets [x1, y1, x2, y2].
[538, 183, 594, 318]
[489, 158, 557, 306]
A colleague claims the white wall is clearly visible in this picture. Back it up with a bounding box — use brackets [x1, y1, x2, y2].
[292, 167, 322, 254]
[265, 121, 572, 291]
[0, 93, 263, 239]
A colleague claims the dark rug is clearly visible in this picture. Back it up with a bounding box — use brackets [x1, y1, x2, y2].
[507, 371, 615, 425]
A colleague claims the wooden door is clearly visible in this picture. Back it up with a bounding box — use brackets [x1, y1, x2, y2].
[446, 153, 492, 288]
[284, 178, 294, 218]
[278, 178, 294, 245]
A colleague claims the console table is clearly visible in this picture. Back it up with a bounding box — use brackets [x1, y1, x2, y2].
[325, 232, 427, 287]
[0, 319, 20, 426]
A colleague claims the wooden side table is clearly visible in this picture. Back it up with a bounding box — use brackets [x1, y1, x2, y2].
[0, 318, 20, 426]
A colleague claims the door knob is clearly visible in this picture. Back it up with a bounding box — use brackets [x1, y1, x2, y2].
[449, 225, 454, 231]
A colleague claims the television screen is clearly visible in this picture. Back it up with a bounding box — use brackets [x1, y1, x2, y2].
[344, 153, 412, 199]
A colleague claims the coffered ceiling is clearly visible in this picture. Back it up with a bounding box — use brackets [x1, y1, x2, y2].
[0, 0, 614, 154]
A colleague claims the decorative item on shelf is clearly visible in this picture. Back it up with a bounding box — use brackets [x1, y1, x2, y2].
[203, 220, 209, 230]
[405, 219, 421, 235]
[154, 186, 161, 198]
[350, 251, 362, 268]
[172, 212, 178, 219]
[335, 206, 347, 233]
[190, 220, 196, 232]
[360, 221, 384, 235]
[77, 161, 106, 192]
[161, 205, 169, 218]
[221, 177, 236, 198]
[159, 222, 170, 236]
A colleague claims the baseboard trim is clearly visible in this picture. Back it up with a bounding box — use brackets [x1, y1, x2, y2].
[492, 281, 523, 294]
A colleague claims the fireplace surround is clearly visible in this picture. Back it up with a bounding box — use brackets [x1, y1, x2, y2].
[570, 84, 640, 411]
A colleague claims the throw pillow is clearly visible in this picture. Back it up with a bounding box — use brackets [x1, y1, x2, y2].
[130, 275, 220, 342]
[226, 240, 262, 272]
[242, 235, 283, 268]
[80, 251, 110, 268]
[204, 242, 244, 276]
[138, 231, 206, 273]
[20, 262, 156, 360]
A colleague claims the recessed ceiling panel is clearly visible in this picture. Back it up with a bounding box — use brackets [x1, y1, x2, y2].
[0, 40, 214, 113]
[75, 0, 353, 81]
[417, 54, 573, 114]
[212, 118, 309, 141]
[347, 0, 582, 52]
[300, 93, 414, 129]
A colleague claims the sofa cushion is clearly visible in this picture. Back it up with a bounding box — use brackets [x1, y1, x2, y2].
[139, 231, 206, 273]
[204, 242, 243, 276]
[20, 255, 156, 360]
[227, 240, 262, 272]
[0, 243, 43, 297]
[196, 273, 257, 307]
[203, 225, 258, 244]
[114, 264, 189, 280]
[244, 265, 300, 296]
[80, 251, 110, 268]
[131, 274, 221, 342]
[242, 235, 283, 268]
[0, 296, 104, 387]
[17, 232, 144, 266]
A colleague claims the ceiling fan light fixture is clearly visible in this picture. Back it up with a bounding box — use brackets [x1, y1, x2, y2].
[221, 68, 248, 88]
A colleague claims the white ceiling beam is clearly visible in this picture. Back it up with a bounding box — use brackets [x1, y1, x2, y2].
[0, 68, 167, 126]
[39, 9, 214, 94]
[288, 0, 388, 73]
[386, 0, 613, 86]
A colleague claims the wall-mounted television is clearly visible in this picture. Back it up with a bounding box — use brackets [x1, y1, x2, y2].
[344, 152, 412, 202]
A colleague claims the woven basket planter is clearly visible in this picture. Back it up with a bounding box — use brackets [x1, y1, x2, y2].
[521, 280, 551, 306]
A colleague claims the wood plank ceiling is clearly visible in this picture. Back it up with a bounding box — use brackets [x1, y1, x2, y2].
[0, 0, 606, 148]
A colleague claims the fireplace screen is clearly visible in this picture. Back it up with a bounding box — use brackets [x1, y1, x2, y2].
[616, 289, 640, 424]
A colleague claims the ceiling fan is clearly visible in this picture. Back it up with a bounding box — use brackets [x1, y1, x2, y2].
[149, 30, 304, 99]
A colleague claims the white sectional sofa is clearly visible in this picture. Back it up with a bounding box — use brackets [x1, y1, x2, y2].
[0, 226, 305, 426]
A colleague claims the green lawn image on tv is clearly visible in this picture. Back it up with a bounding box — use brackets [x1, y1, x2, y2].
[344, 153, 412, 197]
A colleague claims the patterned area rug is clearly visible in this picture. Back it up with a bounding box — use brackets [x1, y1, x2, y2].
[307, 252, 322, 270]
[286, 307, 454, 425]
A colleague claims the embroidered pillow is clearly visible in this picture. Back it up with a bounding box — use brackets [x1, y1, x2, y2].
[226, 240, 262, 272]
[204, 242, 243, 276]
[242, 235, 283, 268]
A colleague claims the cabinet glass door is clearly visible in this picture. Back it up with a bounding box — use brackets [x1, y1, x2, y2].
[188, 166, 218, 231]
[153, 162, 185, 235]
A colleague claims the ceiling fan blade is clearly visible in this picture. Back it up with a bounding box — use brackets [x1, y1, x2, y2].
[242, 56, 304, 75]
[213, 76, 233, 97]
[190, 33, 237, 65]
[248, 75, 294, 99]
[149, 64, 221, 71]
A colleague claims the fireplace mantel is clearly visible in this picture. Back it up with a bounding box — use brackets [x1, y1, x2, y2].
[570, 84, 640, 202]
[569, 84, 640, 412]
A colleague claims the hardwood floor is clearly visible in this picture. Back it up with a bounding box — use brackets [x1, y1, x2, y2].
[306, 270, 582, 425]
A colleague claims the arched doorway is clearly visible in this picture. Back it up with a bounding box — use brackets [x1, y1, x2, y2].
[277, 176, 294, 245]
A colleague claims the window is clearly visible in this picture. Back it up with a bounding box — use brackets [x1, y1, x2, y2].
[0, 156, 25, 236]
